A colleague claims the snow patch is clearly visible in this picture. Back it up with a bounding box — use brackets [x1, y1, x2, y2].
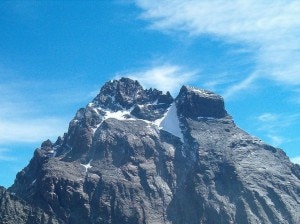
[88, 102, 94, 107]
[159, 103, 183, 141]
[153, 114, 166, 127]
[88, 104, 184, 142]
[81, 160, 93, 172]
[92, 121, 104, 135]
[92, 107, 100, 116]
[104, 109, 131, 120]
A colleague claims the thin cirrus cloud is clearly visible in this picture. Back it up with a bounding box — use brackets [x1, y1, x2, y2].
[0, 118, 67, 144]
[134, 0, 300, 94]
[120, 64, 197, 96]
[266, 134, 285, 147]
[0, 70, 93, 145]
[256, 112, 300, 130]
[0, 99, 69, 145]
[257, 113, 279, 122]
[255, 112, 300, 146]
[0, 148, 16, 161]
[0, 92, 68, 144]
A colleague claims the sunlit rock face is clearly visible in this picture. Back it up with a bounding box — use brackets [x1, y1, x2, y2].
[2, 78, 300, 224]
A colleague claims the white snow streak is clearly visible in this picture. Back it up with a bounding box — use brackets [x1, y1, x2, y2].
[159, 103, 183, 141]
[81, 160, 93, 172]
[104, 109, 131, 120]
[91, 104, 183, 142]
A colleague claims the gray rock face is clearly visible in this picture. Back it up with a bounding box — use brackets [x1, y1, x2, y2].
[2, 78, 300, 224]
[176, 85, 228, 119]
[0, 187, 61, 224]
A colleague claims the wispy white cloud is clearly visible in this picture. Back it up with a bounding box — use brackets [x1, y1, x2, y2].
[0, 148, 17, 162]
[0, 69, 77, 145]
[257, 113, 279, 122]
[222, 73, 257, 99]
[266, 134, 285, 146]
[119, 64, 197, 96]
[256, 113, 300, 130]
[290, 157, 300, 165]
[0, 95, 67, 144]
[135, 0, 300, 94]
[0, 118, 67, 143]
[0, 148, 16, 161]
[0, 64, 95, 144]
[0, 100, 66, 144]
[254, 112, 300, 146]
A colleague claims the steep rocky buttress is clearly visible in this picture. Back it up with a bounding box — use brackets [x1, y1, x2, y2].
[1, 77, 300, 224]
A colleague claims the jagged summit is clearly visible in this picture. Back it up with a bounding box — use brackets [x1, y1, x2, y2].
[2, 77, 300, 224]
[92, 77, 173, 112]
[90, 78, 227, 121]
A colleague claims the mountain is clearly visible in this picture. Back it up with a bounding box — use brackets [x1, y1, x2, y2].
[1, 77, 300, 224]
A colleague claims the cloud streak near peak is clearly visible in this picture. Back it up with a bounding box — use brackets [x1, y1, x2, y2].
[120, 64, 197, 96]
[135, 0, 300, 91]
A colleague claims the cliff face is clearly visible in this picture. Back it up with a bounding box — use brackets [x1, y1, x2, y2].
[2, 78, 300, 224]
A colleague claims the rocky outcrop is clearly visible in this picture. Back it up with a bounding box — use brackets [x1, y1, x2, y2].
[176, 85, 228, 119]
[0, 186, 60, 224]
[3, 78, 300, 223]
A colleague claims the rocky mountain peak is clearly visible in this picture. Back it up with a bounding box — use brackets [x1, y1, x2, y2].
[50, 78, 175, 157]
[2, 78, 300, 224]
[92, 77, 144, 110]
[92, 77, 173, 111]
[176, 85, 228, 119]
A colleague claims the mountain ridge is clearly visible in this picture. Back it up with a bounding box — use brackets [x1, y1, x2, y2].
[1, 77, 300, 224]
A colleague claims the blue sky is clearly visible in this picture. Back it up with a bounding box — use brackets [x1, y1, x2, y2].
[0, 0, 299, 188]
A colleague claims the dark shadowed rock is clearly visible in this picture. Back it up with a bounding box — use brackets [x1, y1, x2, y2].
[2, 78, 300, 224]
[176, 85, 228, 119]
